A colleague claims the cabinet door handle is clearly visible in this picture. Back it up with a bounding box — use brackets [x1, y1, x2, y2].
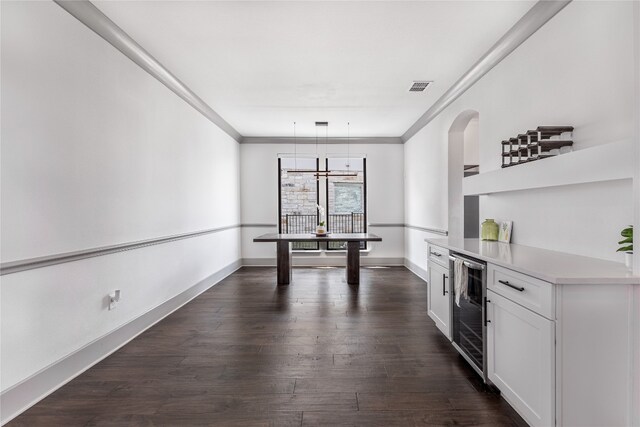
[442, 273, 448, 295]
[484, 297, 491, 326]
[498, 280, 525, 292]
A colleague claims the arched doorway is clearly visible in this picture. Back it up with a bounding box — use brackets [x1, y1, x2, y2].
[448, 110, 479, 240]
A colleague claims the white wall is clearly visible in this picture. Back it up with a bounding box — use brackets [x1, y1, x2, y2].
[1, 1, 240, 393]
[633, 0, 640, 277]
[241, 142, 404, 263]
[405, 1, 636, 271]
[463, 117, 479, 167]
[632, 4, 639, 421]
[404, 115, 449, 273]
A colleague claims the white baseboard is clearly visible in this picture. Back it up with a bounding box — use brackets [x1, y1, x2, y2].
[0, 259, 242, 426]
[241, 257, 405, 267]
[404, 258, 428, 282]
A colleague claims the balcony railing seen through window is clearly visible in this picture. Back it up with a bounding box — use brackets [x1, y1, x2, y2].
[279, 212, 366, 250]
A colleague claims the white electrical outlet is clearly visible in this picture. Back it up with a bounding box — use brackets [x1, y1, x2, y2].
[109, 290, 121, 310]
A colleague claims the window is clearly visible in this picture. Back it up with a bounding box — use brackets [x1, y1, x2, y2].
[278, 157, 319, 250]
[277, 156, 367, 251]
[326, 157, 367, 250]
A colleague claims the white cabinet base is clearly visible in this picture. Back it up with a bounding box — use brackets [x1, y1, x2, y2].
[487, 290, 555, 427]
[555, 284, 635, 427]
[425, 238, 640, 426]
[427, 260, 451, 340]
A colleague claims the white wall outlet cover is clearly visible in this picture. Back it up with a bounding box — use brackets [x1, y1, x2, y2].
[108, 290, 121, 310]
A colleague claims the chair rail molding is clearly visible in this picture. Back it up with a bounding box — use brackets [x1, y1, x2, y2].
[404, 225, 449, 236]
[0, 225, 240, 276]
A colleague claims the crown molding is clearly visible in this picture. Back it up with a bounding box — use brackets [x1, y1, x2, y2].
[402, 0, 571, 142]
[54, 0, 571, 145]
[240, 136, 403, 145]
[54, 0, 242, 142]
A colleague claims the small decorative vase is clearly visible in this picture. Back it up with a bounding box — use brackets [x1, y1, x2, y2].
[481, 219, 499, 241]
[316, 225, 326, 235]
[624, 253, 633, 270]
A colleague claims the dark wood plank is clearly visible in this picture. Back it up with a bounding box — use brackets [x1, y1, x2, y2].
[9, 267, 526, 427]
[155, 392, 357, 415]
[86, 412, 304, 426]
[356, 392, 453, 411]
[302, 410, 416, 426]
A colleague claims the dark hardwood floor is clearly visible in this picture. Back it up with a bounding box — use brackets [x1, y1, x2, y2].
[10, 266, 527, 426]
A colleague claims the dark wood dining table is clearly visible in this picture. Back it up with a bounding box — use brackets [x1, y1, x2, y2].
[253, 233, 382, 285]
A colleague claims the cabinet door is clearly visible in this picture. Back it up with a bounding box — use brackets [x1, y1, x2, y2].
[428, 261, 451, 340]
[487, 289, 554, 427]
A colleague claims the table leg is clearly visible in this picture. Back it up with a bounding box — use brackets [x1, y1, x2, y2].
[276, 241, 291, 285]
[346, 241, 360, 285]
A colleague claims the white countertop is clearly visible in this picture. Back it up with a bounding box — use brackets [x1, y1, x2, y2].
[425, 238, 639, 285]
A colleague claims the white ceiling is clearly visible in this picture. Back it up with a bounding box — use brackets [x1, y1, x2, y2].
[94, 1, 534, 138]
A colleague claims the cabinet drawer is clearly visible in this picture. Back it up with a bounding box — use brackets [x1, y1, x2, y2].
[487, 264, 554, 319]
[428, 244, 449, 268]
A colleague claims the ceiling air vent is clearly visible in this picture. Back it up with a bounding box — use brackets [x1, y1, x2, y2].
[409, 81, 432, 92]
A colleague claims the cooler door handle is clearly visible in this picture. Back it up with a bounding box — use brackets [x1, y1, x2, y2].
[484, 297, 491, 326]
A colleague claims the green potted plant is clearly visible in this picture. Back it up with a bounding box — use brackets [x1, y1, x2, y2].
[617, 225, 633, 269]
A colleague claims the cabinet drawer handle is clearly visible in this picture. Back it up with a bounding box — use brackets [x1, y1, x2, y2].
[498, 280, 525, 292]
[431, 252, 442, 257]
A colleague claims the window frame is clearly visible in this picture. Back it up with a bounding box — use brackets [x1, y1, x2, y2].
[277, 157, 320, 250]
[325, 157, 367, 251]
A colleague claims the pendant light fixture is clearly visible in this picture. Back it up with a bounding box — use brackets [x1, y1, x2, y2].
[313, 121, 357, 178]
[286, 121, 357, 178]
[293, 121, 297, 173]
[286, 121, 318, 175]
[281, 122, 293, 179]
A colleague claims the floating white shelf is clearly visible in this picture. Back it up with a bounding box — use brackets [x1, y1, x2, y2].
[463, 139, 634, 196]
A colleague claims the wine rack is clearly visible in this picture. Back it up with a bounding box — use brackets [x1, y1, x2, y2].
[501, 126, 574, 168]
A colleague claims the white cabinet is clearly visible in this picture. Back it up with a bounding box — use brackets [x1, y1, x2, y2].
[425, 239, 639, 427]
[427, 260, 451, 340]
[488, 264, 554, 319]
[487, 289, 555, 427]
[428, 244, 449, 268]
